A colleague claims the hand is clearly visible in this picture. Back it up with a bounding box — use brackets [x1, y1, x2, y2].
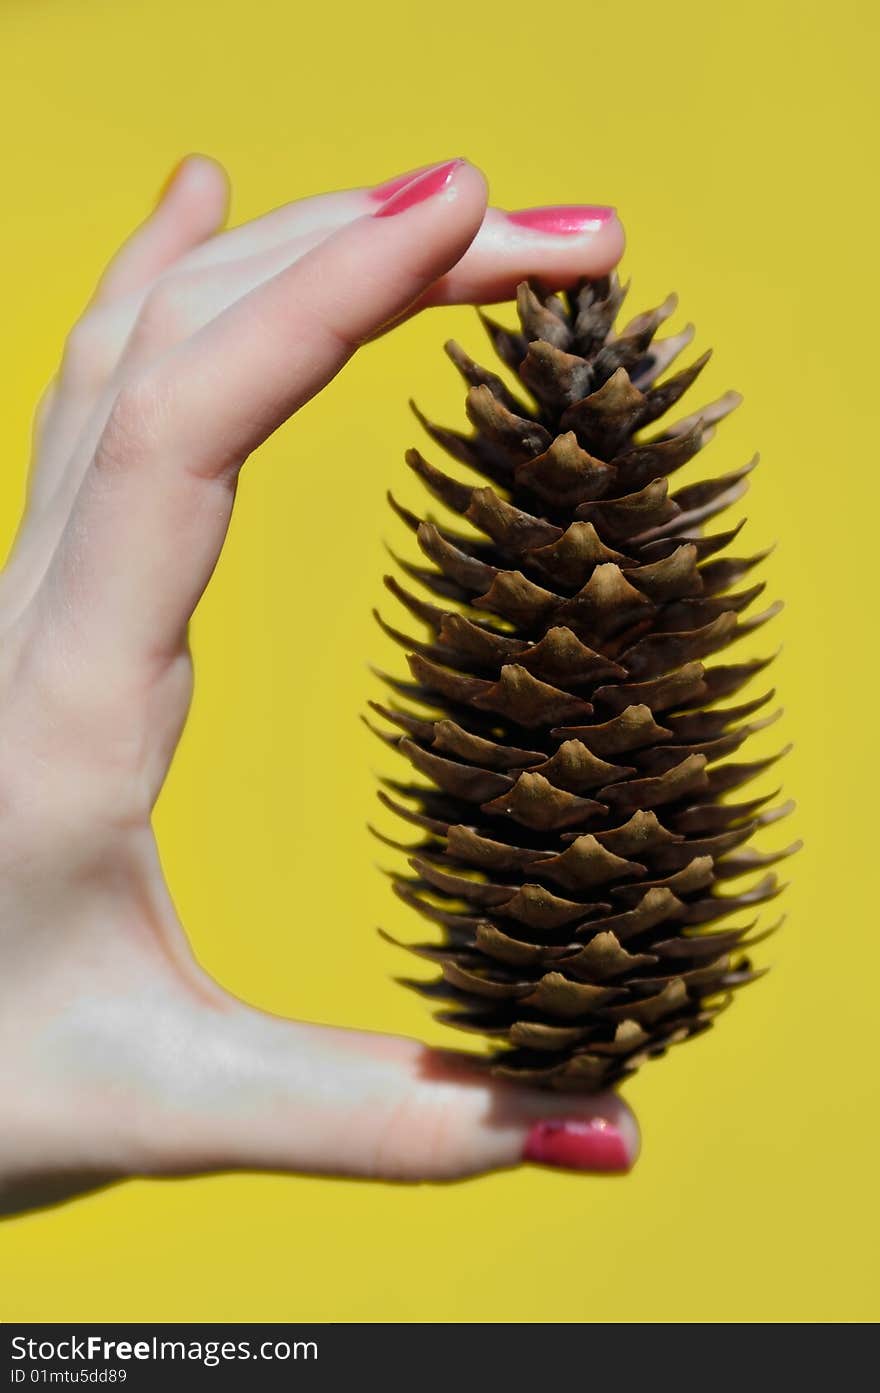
[0, 155, 638, 1218]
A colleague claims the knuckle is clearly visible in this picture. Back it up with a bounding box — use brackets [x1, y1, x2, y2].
[132, 276, 193, 349]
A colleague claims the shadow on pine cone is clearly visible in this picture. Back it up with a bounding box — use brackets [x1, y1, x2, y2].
[370, 274, 799, 1093]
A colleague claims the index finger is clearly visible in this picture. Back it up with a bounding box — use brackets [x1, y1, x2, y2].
[43, 159, 491, 669]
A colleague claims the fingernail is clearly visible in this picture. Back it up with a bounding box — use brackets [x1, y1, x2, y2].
[505, 205, 615, 236]
[373, 159, 466, 218]
[369, 165, 435, 203]
[156, 157, 188, 206]
[523, 1118, 631, 1173]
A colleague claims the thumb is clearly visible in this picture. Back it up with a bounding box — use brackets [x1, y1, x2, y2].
[144, 1005, 640, 1182]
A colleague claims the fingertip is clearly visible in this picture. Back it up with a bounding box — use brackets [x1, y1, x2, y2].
[370, 157, 488, 227]
[447, 161, 491, 238]
[408, 1052, 640, 1180]
[460, 159, 490, 213]
[592, 208, 627, 276]
[368, 160, 445, 203]
[419, 204, 626, 308]
[520, 1093, 640, 1176]
[522, 1118, 632, 1174]
[612, 1093, 641, 1169]
[497, 202, 626, 280]
[156, 152, 231, 227]
[185, 152, 231, 201]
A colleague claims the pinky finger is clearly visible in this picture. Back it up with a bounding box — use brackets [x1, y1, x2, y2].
[25, 158, 231, 514]
[88, 153, 231, 309]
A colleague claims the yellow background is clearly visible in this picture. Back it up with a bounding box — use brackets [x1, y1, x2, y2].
[1, 0, 877, 1324]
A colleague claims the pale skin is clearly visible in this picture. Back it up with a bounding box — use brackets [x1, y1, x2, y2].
[0, 156, 639, 1218]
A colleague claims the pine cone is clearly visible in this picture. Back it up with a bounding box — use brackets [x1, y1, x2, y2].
[372, 274, 798, 1093]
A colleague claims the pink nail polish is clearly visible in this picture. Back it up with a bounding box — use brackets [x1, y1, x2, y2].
[523, 1118, 631, 1173]
[373, 159, 466, 218]
[506, 205, 615, 236]
[369, 165, 435, 202]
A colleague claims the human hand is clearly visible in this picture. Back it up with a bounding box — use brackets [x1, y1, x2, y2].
[0, 156, 638, 1217]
